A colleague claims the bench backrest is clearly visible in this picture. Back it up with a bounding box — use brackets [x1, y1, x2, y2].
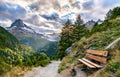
[86, 50, 108, 56]
[85, 50, 108, 64]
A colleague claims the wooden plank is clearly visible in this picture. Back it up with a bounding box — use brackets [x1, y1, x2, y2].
[82, 58, 103, 68]
[86, 54, 107, 64]
[78, 59, 96, 68]
[86, 50, 108, 56]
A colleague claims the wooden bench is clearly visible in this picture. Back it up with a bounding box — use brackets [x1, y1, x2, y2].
[78, 50, 108, 68]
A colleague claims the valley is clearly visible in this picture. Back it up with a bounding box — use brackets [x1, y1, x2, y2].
[0, 0, 120, 77]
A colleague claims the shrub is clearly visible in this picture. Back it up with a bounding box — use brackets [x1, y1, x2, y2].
[107, 62, 120, 73]
[38, 59, 50, 67]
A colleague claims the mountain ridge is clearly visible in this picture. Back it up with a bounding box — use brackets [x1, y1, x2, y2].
[7, 19, 58, 57]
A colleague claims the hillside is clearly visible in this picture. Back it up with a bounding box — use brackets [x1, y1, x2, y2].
[0, 26, 50, 76]
[0, 26, 19, 49]
[58, 7, 120, 77]
[89, 41, 120, 77]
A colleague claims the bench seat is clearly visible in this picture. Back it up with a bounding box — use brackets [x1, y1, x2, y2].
[78, 58, 103, 68]
[78, 50, 108, 68]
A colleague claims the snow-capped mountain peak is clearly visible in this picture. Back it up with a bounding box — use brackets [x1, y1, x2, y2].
[7, 19, 62, 41]
[8, 19, 35, 33]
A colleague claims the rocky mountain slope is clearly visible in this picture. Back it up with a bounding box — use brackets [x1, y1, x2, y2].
[85, 20, 95, 30]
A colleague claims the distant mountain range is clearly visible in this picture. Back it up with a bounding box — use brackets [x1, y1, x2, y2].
[85, 20, 96, 30]
[7, 19, 58, 57]
[85, 19, 103, 30]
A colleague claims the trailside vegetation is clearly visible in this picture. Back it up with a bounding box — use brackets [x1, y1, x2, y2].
[0, 26, 50, 76]
[58, 6, 120, 76]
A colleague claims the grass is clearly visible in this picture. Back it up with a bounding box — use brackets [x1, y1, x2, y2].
[89, 44, 120, 77]
[58, 37, 86, 73]
[0, 66, 31, 77]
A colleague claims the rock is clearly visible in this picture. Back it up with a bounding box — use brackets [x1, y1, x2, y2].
[71, 68, 77, 76]
[65, 46, 72, 54]
[105, 38, 120, 49]
[85, 20, 95, 30]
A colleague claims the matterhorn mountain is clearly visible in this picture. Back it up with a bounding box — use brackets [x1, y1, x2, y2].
[8, 19, 36, 35]
[7, 19, 61, 41]
[7, 19, 58, 57]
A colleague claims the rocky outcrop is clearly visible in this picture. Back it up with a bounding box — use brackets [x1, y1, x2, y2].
[65, 46, 72, 54]
[85, 20, 95, 30]
[105, 37, 120, 49]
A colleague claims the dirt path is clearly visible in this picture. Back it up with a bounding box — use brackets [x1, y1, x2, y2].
[23, 61, 61, 77]
[23, 61, 87, 77]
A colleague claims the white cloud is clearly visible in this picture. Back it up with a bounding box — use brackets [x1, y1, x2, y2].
[81, 0, 120, 21]
[0, 0, 120, 28]
[0, 19, 12, 27]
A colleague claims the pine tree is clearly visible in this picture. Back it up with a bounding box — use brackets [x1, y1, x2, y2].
[106, 7, 120, 20]
[75, 15, 83, 26]
[106, 9, 112, 20]
[57, 16, 89, 59]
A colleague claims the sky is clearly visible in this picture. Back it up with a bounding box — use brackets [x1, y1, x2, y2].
[0, 0, 120, 27]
